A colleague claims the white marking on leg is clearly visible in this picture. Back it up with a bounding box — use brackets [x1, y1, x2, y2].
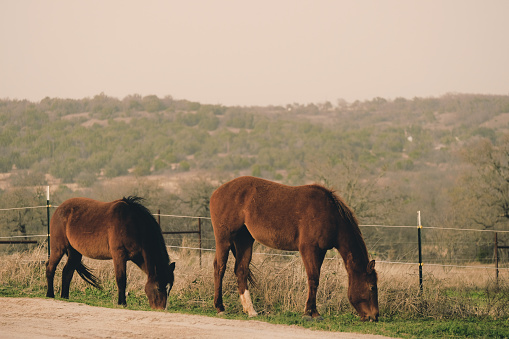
[240, 290, 258, 317]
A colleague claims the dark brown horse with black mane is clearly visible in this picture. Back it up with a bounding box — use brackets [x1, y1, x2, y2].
[46, 196, 175, 309]
[210, 176, 378, 321]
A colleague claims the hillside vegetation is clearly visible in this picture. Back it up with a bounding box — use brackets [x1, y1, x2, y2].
[1, 93, 507, 182]
[1, 93, 509, 261]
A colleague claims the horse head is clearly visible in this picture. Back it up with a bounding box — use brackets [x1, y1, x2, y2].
[347, 260, 379, 322]
[145, 262, 175, 309]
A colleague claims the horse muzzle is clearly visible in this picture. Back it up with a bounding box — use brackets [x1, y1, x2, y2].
[361, 312, 379, 322]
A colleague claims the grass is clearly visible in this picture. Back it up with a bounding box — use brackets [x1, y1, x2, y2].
[1, 245, 508, 338]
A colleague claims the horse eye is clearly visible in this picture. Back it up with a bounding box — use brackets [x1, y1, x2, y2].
[370, 286, 377, 292]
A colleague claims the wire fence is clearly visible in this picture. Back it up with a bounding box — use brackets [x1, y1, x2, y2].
[1, 202, 509, 280]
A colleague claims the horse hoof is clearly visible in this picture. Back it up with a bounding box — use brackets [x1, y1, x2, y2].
[217, 311, 226, 316]
[314, 315, 324, 322]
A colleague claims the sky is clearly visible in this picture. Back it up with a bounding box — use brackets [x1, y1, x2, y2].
[1, 1, 508, 107]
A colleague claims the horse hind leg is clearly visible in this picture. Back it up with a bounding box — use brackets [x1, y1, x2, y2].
[233, 228, 257, 317]
[213, 238, 231, 314]
[61, 247, 82, 299]
[46, 247, 66, 298]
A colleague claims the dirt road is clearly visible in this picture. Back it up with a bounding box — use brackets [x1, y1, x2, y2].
[0, 298, 393, 339]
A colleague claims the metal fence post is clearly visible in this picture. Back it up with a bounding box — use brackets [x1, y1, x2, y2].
[495, 232, 499, 288]
[417, 211, 423, 292]
[46, 186, 51, 258]
[159, 213, 203, 267]
[495, 233, 509, 290]
[198, 218, 202, 268]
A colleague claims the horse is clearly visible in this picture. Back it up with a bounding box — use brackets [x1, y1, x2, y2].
[210, 176, 378, 321]
[46, 196, 175, 309]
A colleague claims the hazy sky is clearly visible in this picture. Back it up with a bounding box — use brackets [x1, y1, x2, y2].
[1, 1, 508, 106]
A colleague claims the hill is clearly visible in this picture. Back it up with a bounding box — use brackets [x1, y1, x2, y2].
[1, 93, 508, 229]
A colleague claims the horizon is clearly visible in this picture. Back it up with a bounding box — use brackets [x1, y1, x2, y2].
[3, 91, 508, 108]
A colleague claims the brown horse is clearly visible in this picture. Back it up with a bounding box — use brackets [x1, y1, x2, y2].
[210, 176, 378, 321]
[46, 196, 175, 309]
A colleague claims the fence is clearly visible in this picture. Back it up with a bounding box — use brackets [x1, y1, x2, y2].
[155, 210, 204, 267]
[1, 197, 509, 289]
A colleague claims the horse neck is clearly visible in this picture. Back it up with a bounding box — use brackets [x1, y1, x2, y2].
[140, 248, 156, 276]
[336, 223, 370, 274]
[135, 212, 169, 281]
[138, 231, 166, 280]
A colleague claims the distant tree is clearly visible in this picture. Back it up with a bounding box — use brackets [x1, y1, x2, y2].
[75, 171, 97, 187]
[251, 164, 262, 177]
[142, 95, 165, 112]
[133, 159, 151, 176]
[90, 93, 121, 118]
[197, 112, 220, 131]
[455, 134, 509, 230]
[310, 155, 398, 224]
[0, 157, 10, 172]
[179, 161, 191, 172]
[177, 177, 217, 216]
[177, 112, 200, 127]
[319, 101, 333, 111]
[0, 187, 47, 245]
[187, 101, 201, 111]
[103, 157, 129, 178]
[225, 109, 255, 129]
[124, 94, 143, 112]
[9, 170, 46, 187]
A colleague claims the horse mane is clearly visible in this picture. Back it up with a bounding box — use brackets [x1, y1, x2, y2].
[122, 196, 171, 276]
[312, 185, 370, 265]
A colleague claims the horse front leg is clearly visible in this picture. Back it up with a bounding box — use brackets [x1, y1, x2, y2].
[299, 245, 326, 320]
[112, 254, 127, 306]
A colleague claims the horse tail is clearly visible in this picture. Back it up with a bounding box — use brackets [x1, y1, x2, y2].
[76, 261, 102, 289]
[230, 244, 257, 288]
[247, 266, 257, 288]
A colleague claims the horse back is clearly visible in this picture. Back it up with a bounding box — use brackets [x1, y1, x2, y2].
[51, 197, 136, 259]
[210, 176, 339, 251]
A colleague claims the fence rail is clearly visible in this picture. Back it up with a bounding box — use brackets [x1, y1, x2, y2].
[156, 210, 203, 267]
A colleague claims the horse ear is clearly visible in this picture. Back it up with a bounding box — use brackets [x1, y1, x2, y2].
[367, 260, 375, 274]
[169, 262, 176, 272]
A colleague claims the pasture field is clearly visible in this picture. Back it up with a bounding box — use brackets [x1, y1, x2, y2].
[1, 245, 508, 338]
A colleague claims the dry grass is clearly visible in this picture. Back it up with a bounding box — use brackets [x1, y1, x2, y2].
[1, 245, 508, 320]
[167, 245, 509, 319]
